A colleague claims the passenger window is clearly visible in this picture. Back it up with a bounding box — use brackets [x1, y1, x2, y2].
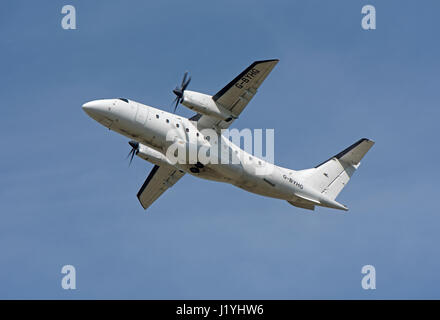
[156, 114, 159, 119]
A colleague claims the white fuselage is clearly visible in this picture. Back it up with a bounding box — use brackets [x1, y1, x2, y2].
[82, 98, 343, 209]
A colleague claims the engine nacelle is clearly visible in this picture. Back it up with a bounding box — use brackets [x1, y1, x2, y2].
[137, 144, 171, 166]
[182, 91, 236, 121]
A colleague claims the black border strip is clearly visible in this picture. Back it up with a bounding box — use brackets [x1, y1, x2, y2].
[1, 300, 436, 317]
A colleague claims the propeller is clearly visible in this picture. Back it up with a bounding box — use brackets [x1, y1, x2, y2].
[172, 71, 191, 113]
[127, 140, 139, 166]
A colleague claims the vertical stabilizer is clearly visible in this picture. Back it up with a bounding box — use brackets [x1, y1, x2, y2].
[297, 138, 375, 200]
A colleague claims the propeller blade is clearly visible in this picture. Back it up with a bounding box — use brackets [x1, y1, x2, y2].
[182, 76, 191, 91]
[181, 72, 188, 87]
[129, 150, 135, 165]
[173, 96, 179, 113]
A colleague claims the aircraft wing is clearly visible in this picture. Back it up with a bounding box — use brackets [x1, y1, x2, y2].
[137, 164, 185, 210]
[191, 59, 279, 130]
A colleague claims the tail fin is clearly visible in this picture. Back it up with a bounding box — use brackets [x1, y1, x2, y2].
[298, 138, 375, 200]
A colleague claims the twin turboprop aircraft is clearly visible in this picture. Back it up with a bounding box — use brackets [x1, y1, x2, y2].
[82, 59, 374, 211]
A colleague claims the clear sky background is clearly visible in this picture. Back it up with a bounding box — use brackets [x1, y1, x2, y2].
[1, 0, 439, 299]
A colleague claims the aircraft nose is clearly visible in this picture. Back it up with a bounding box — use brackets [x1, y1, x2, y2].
[82, 100, 105, 115]
[82, 99, 117, 127]
[82, 99, 117, 120]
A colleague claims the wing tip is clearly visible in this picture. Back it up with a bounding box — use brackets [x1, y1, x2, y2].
[362, 137, 375, 145]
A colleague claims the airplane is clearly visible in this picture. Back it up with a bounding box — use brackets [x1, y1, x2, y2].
[82, 59, 374, 212]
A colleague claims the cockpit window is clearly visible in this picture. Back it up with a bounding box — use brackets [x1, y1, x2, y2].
[118, 98, 129, 103]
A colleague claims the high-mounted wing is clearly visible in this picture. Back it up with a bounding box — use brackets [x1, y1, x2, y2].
[137, 164, 185, 210]
[192, 59, 279, 130]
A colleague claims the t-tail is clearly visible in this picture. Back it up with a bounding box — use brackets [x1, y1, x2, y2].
[294, 138, 375, 211]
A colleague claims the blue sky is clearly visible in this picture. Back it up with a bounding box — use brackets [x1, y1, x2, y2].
[1, 0, 439, 299]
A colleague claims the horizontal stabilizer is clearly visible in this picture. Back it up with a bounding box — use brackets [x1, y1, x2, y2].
[287, 200, 315, 211]
[287, 194, 320, 211]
